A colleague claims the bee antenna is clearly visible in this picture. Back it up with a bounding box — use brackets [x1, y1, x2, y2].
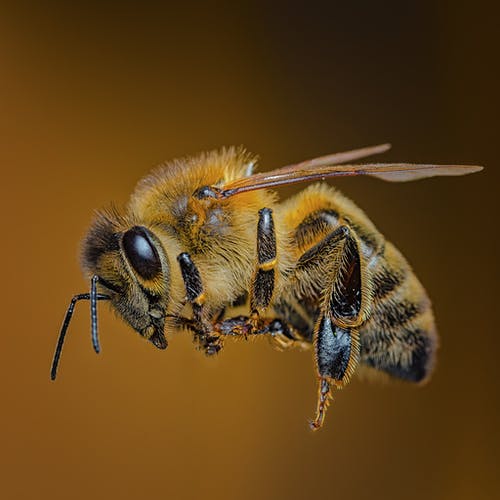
[50, 276, 110, 381]
[91, 275, 101, 354]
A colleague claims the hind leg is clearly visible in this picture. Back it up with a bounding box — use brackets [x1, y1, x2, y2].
[311, 316, 360, 430]
[294, 224, 368, 429]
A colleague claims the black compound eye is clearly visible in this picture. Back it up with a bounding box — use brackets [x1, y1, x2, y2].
[122, 226, 161, 280]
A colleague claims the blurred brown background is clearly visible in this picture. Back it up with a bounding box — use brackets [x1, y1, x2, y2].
[1, 2, 498, 499]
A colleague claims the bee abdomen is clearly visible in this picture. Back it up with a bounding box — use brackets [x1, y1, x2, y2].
[360, 242, 438, 383]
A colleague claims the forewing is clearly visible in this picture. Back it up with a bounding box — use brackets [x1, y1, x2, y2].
[220, 160, 482, 197]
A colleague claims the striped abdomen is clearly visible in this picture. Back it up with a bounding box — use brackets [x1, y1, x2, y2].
[360, 241, 437, 382]
[277, 183, 438, 383]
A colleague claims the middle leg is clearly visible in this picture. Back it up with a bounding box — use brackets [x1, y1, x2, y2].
[250, 207, 278, 320]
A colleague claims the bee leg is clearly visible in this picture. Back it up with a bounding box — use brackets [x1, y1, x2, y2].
[177, 252, 206, 324]
[267, 299, 314, 351]
[297, 224, 367, 327]
[310, 315, 360, 430]
[213, 315, 304, 348]
[206, 208, 278, 338]
[250, 208, 277, 324]
[177, 252, 223, 355]
[296, 225, 365, 429]
[266, 318, 310, 351]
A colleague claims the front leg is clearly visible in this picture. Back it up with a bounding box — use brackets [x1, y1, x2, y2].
[177, 252, 223, 355]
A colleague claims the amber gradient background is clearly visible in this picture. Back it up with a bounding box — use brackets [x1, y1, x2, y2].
[1, 2, 498, 500]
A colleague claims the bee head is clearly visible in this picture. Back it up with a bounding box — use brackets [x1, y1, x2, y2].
[81, 209, 171, 350]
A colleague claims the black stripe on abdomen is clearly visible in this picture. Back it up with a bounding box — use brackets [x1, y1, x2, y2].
[372, 265, 404, 300]
[374, 299, 425, 330]
[294, 209, 339, 249]
[361, 326, 435, 382]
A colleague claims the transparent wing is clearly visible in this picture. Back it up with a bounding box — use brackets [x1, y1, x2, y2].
[219, 146, 482, 198]
[266, 143, 392, 173]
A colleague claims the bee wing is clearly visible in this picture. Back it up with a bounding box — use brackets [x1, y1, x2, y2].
[220, 155, 483, 198]
[267, 143, 392, 173]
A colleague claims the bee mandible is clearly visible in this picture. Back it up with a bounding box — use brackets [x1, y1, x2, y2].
[51, 143, 482, 430]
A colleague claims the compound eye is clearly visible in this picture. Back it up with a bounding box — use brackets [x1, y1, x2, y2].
[122, 226, 161, 280]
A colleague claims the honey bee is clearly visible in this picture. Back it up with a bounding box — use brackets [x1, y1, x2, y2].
[50, 143, 482, 430]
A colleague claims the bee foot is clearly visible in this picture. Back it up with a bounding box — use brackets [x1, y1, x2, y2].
[202, 335, 224, 356]
[310, 378, 333, 431]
